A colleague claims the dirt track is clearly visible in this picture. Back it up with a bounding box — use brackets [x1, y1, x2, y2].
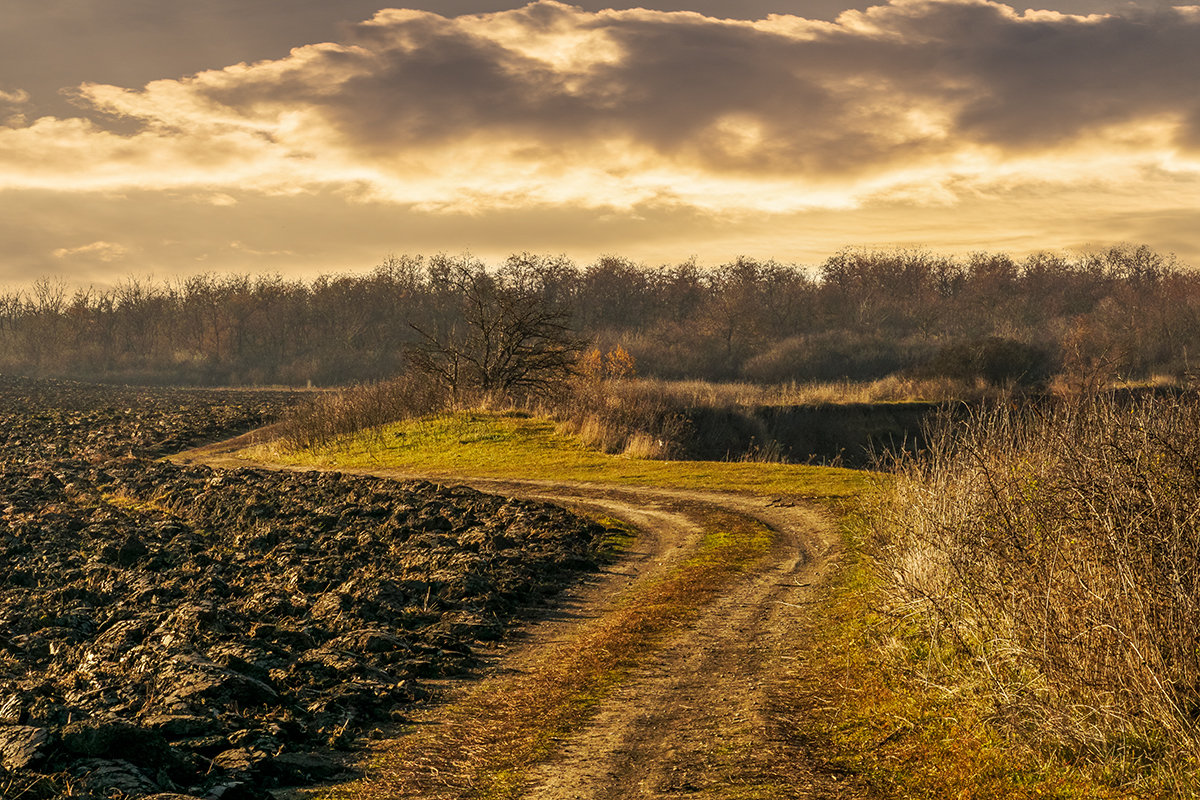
[173, 440, 866, 799]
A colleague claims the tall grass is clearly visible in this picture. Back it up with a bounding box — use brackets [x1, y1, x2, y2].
[612, 375, 989, 407]
[542, 378, 691, 459]
[273, 372, 449, 450]
[872, 392, 1200, 785]
[541, 375, 997, 460]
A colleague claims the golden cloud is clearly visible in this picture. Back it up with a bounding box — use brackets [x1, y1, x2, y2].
[2, 0, 1200, 281]
[0, 1, 1195, 212]
[52, 240, 128, 262]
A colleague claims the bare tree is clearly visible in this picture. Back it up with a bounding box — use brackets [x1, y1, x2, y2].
[408, 263, 583, 397]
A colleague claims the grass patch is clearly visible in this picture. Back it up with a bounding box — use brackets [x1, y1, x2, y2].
[585, 512, 639, 562]
[242, 410, 868, 501]
[316, 507, 773, 800]
[100, 490, 171, 515]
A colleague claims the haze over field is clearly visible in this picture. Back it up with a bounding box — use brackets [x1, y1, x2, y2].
[1, 0, 1197, 282]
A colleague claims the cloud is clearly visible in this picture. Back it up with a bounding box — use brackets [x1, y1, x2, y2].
[2, 0, 1200, 279]
[52, 240, 128, 262]
[1, 0, 1197, 213]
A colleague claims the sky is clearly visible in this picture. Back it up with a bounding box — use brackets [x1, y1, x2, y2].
[1, 0, 1197, 284]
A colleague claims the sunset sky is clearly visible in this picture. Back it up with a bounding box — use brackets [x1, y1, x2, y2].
[1, 0, 1197, 284]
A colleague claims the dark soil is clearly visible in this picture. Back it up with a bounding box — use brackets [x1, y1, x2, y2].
[0, 376, 298, 463]
[0, 377, 607, 799]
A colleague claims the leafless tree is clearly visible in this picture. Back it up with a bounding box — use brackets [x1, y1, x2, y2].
[408, 263, 583, 397]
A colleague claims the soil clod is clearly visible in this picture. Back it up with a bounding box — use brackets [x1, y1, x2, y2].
[0, 377, 606, 797]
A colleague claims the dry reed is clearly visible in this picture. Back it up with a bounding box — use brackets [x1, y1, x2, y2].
[873, 391, 1200, 780]
[274, 372, 450, 450]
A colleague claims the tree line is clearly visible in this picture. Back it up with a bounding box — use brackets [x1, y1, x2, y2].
[1, 245, 1196, 388]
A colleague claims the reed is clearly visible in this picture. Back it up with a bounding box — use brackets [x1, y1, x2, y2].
[872, 391, 1200, 786]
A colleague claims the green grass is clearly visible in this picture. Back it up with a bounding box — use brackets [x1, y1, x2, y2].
[243, 410, 870, 501]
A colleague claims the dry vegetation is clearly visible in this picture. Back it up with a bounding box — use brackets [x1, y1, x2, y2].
[273, 372, 984, 465]
[272, 373, 450, 451]
[5, 244, 1199, 795]
[268, 355, 1200, 793]
[253, 375, 1200, 794]
[2, 245, 1196, 389]
[871, 391, 1200, 793]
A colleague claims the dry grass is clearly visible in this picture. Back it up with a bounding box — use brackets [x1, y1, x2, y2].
[0, 772, 76, 800]
[615, 375, 989, 407]
[543, 375, 983, 463]
[619, 431, 669, 459]
[783, 522, 1126, 799]
[870, 391, 1200, 794]
[542, 377, 691, 458]
[273, 373, 450, 450]
[274, 372, 978, 466]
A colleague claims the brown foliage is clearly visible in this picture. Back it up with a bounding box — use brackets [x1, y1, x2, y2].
[0, 245, 1197, 388]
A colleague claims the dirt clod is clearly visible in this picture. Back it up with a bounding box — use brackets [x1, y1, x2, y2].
[0, 377, 606, 797]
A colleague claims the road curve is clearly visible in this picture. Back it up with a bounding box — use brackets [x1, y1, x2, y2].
[170, 437, 862, 799]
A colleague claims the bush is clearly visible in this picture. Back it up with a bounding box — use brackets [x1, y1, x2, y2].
[275, 372, 449, 450]
[921, 336, 1052, 387]
[873, 392, 1200, 774]
[549, 377, 690, 458]
[741, 331, 925, 383]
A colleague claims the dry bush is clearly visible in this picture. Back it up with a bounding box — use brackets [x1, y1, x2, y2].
[275, 372, 450, 450]
[620, 431, 671, 459]
[873, 392, 1200, 770]
[546, 377, 691, 458]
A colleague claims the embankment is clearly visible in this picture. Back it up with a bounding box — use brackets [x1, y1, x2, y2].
[681, 401, 958, 467]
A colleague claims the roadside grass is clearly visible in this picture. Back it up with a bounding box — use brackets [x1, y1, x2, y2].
[784, 517, 1130, 799]
[243, 410, 866, 502]
[251, 410, 1155, 799]
[316, 507, 773, 800]
[859, 394, 1200, 798]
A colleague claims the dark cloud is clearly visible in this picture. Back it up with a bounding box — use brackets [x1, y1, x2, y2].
[0, 2, 397, 99]
[99, 1, 1199, 180]
[896, 3, 1200, 148]
[0, 1, 860, 119]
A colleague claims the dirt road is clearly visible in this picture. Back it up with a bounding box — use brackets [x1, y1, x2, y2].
[172, 441, 866, 799]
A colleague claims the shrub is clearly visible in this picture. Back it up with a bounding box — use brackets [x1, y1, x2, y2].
[275, 372, 449, 450]
[873, 392, 1200, 774]
[741, 331, 925, 383]
[921, 336, 1053, 387]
